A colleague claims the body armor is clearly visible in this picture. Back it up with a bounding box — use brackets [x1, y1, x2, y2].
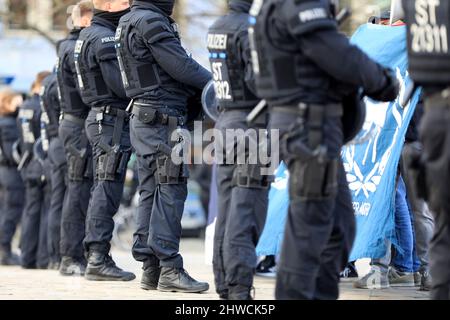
[248, 0, 337, 104]
[403, 0, 450, 85]
[207, 12, 259, 109]
[57, 30, 90, 117]
[115, 9, 187, 99]
[75, 26, 118, 106]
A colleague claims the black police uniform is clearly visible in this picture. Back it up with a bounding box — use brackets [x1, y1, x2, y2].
[207, 0, 270, 300]
[75, 9, 135, 281]
[116, 0, 211, 292]
[17, 94, 52, 269]
[250, 0, 399, 299]
[40, 73, 66, 269]
[402, 0, 450, 300]
[57, 28, 94, 274]
[0, 112, 25, 265]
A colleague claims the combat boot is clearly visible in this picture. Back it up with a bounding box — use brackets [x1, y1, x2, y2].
[228, 285, 255, 300]
[60, 256, 86, 276]
[141, 266, 161, 290]
[0, 249, 21, 266]
[157, 267, 209, 293]
[85, 251, 136, 281]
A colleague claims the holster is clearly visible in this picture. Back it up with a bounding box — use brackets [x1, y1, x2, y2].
[68, 146, 88, 182]
[155, 143, 188, 185]
[233, 163, 274, 189]
[97, 144, 131, 182]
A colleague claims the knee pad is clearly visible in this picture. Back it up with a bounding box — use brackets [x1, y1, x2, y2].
[232, 163, 273, 189]
[289, 156, 339, 201]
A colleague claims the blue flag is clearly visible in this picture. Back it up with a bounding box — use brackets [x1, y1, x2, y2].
[256, 163, 289, 257]
[345, 24, 421, 261]
[256, 24, 421, 261]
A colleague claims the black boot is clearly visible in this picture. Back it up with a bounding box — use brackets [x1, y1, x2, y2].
[228, 285, 254, 300]
[0, 249, 21, 266]
[60, 256, 86, 276]
[85, 251, 136, 281]
[141, 266, 161, 291]
[157, 267, 209, 293]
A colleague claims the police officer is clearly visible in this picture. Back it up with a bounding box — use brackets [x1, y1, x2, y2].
[116, 0, 211, 292]
[40, 73, 66, 270]
[207, 0, 271, 300]
[75, 0, 135, 281]
[392, 0, 450, 300]
[57, 0, 93, 276]
[18, 71, 53, 269]
[0, 89, 24, 265]
[249, 0, 400, 299]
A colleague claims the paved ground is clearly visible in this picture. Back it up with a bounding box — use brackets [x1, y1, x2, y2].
[0, 239, 430, 300]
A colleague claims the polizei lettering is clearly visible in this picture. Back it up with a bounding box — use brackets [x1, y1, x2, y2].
[411, 0, 449, 53]
[299, 8, 328, 23]
[207, 33, 228, 50]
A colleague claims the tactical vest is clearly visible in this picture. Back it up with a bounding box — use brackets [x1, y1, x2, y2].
[404, 0, 450, 85]
[207, 13, 259, 109]
[115, 9, 186, 99]
[40, 74, 61, 140]
[57, 33, 90, 116]
[249, 0, 335, 103]
[74, 28, 116, 106]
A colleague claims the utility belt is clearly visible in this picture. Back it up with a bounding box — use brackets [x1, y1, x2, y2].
[273, 102, 343, 150]
[93, 105, 131, 182]
[425, 88, 450, 110]
[92, 105, 130, 120]
[130, 101, 185, 128]
[61, 113, 87, 127]
[222, 105, 268, 128]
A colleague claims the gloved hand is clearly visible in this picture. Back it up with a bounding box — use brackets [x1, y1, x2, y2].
[367, 68, 400, 102]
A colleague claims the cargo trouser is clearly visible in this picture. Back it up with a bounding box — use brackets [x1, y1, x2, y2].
[20, 158, 51, 268]
[0, 165, 25, 253]
[84, 109, 131, 255]
[420, 96, 450, 300]
[212, 110, 270, 296]
[270, 107, 355, 300]
[130, 105, 188, 270]
[59, 117, 93, 260]
[47, 137, 67, 264]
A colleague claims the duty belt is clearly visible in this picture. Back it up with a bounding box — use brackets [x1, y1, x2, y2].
[273, 102, 343, 149]
[62, 113, 86, 127]
[272, 102, 343, 118]
[92, 106, 129, 119]
[131, 102, 185, 149]
[131, 102, 185, 127]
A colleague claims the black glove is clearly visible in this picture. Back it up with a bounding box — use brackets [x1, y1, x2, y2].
[368, 68, 400, 102]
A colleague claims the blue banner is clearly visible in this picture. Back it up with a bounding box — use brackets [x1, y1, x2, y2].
[256, 163, 289, 257]
[256, 24, 421, 261]
[345, 24, 421, 261]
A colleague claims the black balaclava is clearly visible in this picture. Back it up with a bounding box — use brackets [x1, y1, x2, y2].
[93, 8, 130, 27]
[228, 0, 253, 13]
[139, 0, 175, 16]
